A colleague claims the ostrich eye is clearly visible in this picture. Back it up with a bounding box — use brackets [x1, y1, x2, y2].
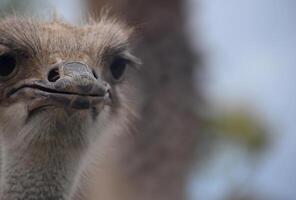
[0, 54, 17, 81]
[110, 57, 128, 81]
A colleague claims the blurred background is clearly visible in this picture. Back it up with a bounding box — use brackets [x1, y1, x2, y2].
[0, 0, 295, 200]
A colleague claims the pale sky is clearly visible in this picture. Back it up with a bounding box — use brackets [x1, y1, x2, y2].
[188, 0, 296, 199]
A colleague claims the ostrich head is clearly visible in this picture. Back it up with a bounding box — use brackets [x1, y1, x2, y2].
[0, 17, 139, 146]
[0, 17, 140, 199]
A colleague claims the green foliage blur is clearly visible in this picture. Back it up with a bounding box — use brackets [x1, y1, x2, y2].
[202, 108, 267, 152]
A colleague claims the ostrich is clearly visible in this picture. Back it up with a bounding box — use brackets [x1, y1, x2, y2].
[0, 16, 140, 200]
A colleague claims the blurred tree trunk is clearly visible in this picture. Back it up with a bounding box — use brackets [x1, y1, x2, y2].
[84, 0, 201, 200]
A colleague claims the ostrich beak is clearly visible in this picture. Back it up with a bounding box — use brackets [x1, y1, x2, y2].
[7, 61, 112, 110]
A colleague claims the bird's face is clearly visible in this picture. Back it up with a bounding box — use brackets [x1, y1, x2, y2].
[0, 18, 140, 143]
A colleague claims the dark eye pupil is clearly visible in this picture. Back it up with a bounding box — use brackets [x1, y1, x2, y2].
[110, 58, 127, 81]
[0, 54, 16, 78]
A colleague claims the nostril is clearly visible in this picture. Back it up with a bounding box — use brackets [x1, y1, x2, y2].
[48, 68, 60, 82]
[92, 69, 98, 79]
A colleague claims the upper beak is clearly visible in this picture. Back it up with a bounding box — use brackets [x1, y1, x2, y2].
[47, 61, 108, 96]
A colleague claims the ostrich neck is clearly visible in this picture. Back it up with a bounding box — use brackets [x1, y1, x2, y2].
[0, 130, 86, 200]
